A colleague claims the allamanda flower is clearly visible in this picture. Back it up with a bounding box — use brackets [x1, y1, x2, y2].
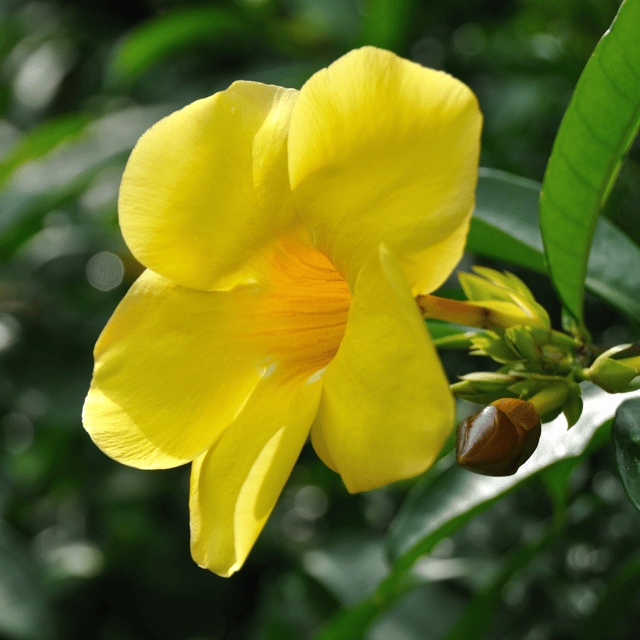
[83, 47, 482, 577]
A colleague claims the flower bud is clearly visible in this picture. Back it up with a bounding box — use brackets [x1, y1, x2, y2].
[459, 269, 551, 330]
[459, 371, 518, 390]
[504, 325, 542, 362]
[456, 398, 541, 476]
[470, 331, 520, 363]
[587, 353, 637, 393]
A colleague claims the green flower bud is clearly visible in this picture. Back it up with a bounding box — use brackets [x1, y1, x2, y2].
[470, 331, 520, 363]
[587, 353, 637, 393]
[459, 269, 550, 330]
[471, 267, 537, 304]
[459, 371, 518, 390]
[505, 326, 542, 362]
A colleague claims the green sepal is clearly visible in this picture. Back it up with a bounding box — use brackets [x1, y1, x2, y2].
[507, 378, 545, 399]
[471, 267, 537, 304]
[539, 406, 564, 424]
[449, 383, 517, 405]
[431, 332, 478, 349]
[459, 371, 517, 387]
[504, 325, 543, 362]
[563, 393, 584, 428]
[597, 343, 636, 360]
[460, 268, 551, 330]
[547, 330, 581, 351]
[470, 331, 520, 363]
[507, 292, 551, 330]
[458, 272, 512, 303]
[451, 372, 519, 404]
[618, 376, 640, 393]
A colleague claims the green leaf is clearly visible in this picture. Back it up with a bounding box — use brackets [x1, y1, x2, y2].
[539, 0, 640, 324]
[0, 524, 55, 640]
[367, 583, 464, 640]
[426, 321, 482, 349]
[315, 600, 383, 640]
[582, 218, 640, 324]
[388, 385, 625, 562]
[469, 169, 546, 273]
[470, 168, 640, 324]
[302, 534, 389, 605]
[314, 386, 640, 640]
[444, 527, 557, 640]
[106, 7, 254, 86]
[0, 113, 91, 190]
[577, 547, 640, 640]
[612, 397, 640, 512]
[356, 0, 417, 51]
[539, 457, 581, 529]
[0, 105, 170, 258]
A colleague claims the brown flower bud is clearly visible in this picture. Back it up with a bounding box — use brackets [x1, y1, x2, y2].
[456, 398, 541, 476]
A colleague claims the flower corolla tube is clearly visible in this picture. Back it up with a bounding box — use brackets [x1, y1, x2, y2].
[83, 47, 482, 576]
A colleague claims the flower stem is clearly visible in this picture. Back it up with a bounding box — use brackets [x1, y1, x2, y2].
[527, 382, 570, 417]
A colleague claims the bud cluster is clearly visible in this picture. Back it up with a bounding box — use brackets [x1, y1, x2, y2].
[435, 267, 640, 476]
[443, 268, 587, 426]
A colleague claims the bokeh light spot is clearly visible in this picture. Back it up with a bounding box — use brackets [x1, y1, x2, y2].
[86, 251, 124, 291]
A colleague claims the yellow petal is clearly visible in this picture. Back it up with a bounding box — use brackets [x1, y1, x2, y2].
[119, 81, 299, 291]
[83, 269, 262, 468]
[84, 234, 352, 470]
[190, 373, 323, 577]
[249, 232, 351, 380]
[404, 216, 471, 295]
[288, 46, 482, 292]
[311, 244, 454, 493]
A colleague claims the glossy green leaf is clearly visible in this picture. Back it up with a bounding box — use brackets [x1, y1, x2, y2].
[539, 0, 640, 324]
[612, 397, 640, 512]
[106, 7, 254, 85]
[469, 169, 546, 273]
[388, 384, 625, 562]
[582, 218, 640, 323]
[470, 168, 640, 323]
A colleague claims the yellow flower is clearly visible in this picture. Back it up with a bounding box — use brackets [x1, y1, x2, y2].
[83, 47, 482, 576]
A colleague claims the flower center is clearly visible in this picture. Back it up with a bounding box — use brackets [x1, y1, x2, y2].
[252, 233, 352, 381]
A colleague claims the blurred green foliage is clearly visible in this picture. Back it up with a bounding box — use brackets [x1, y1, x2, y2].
[2, 0, 640, 639]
